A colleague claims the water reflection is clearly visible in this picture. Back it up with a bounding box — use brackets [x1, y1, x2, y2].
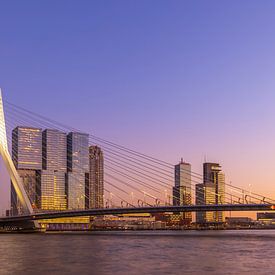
[0, 230, 274, 274]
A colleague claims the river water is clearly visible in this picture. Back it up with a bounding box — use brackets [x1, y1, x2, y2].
[0, 230, 274, 274]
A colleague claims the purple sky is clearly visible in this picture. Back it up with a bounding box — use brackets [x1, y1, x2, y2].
[1, 1, 275, 211]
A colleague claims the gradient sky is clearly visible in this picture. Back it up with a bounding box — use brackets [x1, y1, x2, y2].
[1, 0, 275, 212]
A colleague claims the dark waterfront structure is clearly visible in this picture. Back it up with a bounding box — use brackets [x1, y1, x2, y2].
[89, 146, 104, 209]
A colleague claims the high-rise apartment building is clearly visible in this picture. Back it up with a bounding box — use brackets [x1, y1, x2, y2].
[89, 146, 104, 209]
[196, 162, 225, 223]
[173, 159, 192, 222]
[11, 127, 43, 215]
[67, 132, 89, 209]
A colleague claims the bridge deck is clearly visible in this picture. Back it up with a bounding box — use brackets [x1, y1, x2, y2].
[1, 204, 274, 223]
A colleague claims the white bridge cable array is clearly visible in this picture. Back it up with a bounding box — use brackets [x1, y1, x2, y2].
[4, 108, 246, 209]
[3, 100, 275, 214]
[4, 104, 270, 211]
[3, 101, 272, 211]
[6, 123, 207, 210]
[5, 117, 171, 211]
[5, 126, 136, 212]
[4, 106, 222, 211]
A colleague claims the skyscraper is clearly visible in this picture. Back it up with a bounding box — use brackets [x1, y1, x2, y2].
[67, 132, 89, 209]
[42, 129, 67, 172]
[11, 127, 43, 214]
[173, 159, 192, 222]
[11, 127, 91, 213]
[196, 162, 225, 223]
[196, 182, 216, 223]
[12, 127, 43, 170]
[41, 129, 67, 210]
[89, 146, 104, 209]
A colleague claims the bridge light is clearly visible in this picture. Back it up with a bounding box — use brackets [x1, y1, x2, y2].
[271, 205, 275, 210]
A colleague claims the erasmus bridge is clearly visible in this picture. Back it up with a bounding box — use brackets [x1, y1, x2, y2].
[0, 89, 274, 231]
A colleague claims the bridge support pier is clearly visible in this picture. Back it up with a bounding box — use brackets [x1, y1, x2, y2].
[0, 221, 42, 233]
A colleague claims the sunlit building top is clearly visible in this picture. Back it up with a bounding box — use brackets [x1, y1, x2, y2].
[12, 126, 42, 170]
[42, 129, 67, 172]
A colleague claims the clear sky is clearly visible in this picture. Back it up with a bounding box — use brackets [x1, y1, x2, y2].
[1, 0, 275, 211]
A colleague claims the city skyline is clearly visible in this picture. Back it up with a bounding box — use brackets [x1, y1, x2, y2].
[6, 117, 262, 229]
[1, 1, 275, 213]
[10, 124, 105, 216]
[1, 2, 275, 274]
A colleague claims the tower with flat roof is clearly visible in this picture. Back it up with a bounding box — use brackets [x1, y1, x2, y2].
[67, 132, 89, 209]
[173, 159, 192, 223]
[89, 146, 104, 209]
[196, 162, 225, 223]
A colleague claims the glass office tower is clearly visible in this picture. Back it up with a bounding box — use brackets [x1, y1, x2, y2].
[11, 127, 42, 215]
[67, 132, 89, 209]
[173, 159, 192, 223]
[12, 127, 42, 170]
[196, 162, 225, 223]
[41, 129, 67, 210]
[89, 146, 104, 209]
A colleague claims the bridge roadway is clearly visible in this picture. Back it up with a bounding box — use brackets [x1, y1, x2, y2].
[1, 204, 274, 223]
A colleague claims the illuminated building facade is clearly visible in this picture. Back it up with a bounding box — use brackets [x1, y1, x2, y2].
[41, 129, 67, 210]
[196, 162, 225, 223]
[40, 170, 66, 210]
[89, 146, 104, 209]
[173, 159, 192, 222]
[12, 127, 42, 170]
[11, 127, 42, 214]
[42, 129, 67, 171]
[10, 127, 91, 213]
[67, 132, 89, 209]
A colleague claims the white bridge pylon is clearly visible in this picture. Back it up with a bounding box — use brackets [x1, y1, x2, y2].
[0, 89, 38, 228]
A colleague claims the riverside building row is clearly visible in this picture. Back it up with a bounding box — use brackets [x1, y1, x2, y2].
[11, 126, 104, 215]
[173, 159, 225, 224]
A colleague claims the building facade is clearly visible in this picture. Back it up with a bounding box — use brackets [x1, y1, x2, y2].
[89, 146, 104, 209]
[196, 162, 225, 223]
[173, 159, 192, 222]
[67, 132, 89, 209]
[11, 127, 91, 213]
[11, 127, 43, 215]
[41, 129, 67, 210]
